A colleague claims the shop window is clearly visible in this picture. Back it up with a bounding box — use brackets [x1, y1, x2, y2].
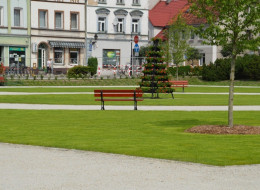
[14, 8, 22, 27]
[54, 47, 64, 64]
[70, 49, 79, 64]
[9, 47, 26, 67]
[103, 49, 120, 69]
[39, 10, 48, 28]
[71, 12, 79, 30]
[55, 11, 63, 29]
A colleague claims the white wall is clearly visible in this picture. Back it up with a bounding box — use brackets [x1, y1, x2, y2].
[87, 0, 149, 36]
[0, 0, 8, 28]
[11, 0, 27, 28]
[31, 0, 85, 31]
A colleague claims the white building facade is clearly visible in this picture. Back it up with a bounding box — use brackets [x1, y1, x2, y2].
[31, 0, 86, 74]
[87, 0, 149, 74]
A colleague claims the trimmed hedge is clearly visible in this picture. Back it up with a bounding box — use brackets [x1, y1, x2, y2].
[67, 66, 91, 79]
[167, 66, 191, 77]
[202, 54, 260, 81]
[88, 57, 98, 76]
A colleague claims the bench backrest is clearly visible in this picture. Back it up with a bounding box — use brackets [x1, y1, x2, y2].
[169, 81, 188, 86]
[94, 90, 143, 98]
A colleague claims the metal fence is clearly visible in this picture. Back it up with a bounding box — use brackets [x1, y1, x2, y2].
[0, 56, 147, 77]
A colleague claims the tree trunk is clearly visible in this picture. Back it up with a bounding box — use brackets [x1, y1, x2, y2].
[228, 55, 236, 127]
[176, 65, 179, 81]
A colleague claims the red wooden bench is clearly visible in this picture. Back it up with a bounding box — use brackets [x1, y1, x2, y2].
[170, 81, 188, 92]
[94, 89, 143, 110]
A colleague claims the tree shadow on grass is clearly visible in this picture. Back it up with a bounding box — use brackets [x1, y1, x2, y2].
[153, 119, 218, 129]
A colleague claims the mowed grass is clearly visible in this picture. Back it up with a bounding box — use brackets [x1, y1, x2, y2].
[0, 94, 259, 105]
[0, 110, 259, 166]
[0, 86, 259, 93]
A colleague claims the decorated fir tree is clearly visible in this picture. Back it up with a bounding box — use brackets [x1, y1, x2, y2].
[140, 39, 173, 98]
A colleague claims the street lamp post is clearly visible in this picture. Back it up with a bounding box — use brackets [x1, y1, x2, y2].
[130, 34, 133, 76]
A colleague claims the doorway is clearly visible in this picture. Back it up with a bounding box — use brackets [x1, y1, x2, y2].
[0, 46, 3, 63]
[38, 43, 48, 69]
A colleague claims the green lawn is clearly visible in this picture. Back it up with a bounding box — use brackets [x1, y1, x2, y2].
[0, 110, 259, 166]
[0, 86, 259, 93]
[0, 94, 259, 105]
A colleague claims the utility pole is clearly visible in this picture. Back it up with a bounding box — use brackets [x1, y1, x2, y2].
[85, 0, 88, 66]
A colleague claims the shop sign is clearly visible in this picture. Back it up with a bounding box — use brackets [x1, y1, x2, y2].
[9, 47, 25, 52]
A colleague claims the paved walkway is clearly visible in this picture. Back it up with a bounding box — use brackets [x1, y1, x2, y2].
[0, 103, 260, 111]
[0, 143, 259, 190]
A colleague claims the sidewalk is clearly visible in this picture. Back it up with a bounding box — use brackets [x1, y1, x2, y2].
[0, 143, 259, 190]
[0, 103, 260, 111]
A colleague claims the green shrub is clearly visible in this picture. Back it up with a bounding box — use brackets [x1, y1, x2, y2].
[88, 57, 98, 76]
[67, 66, 91, 79]
[168, 66, 191, 77]
[202, 54, 260, 81]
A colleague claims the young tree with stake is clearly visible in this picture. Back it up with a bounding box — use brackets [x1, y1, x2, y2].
[189, 0, 260, 127]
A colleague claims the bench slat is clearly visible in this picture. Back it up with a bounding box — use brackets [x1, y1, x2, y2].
[94, 94, 143, 98]
[94, 90, 143, 93]
[95, 99, 143, 102]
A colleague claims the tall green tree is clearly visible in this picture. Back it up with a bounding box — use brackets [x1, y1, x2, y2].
[165, 15, 192, 80]
[189, 0, 260, 127]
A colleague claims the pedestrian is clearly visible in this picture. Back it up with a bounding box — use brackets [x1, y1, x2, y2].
[47, 59, 52, 74]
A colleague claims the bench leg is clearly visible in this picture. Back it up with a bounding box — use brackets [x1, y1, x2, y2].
[183, 87, 184, 93]
[101, 101, 105, 110]
[171, 92, 174, 99]
[134, 101, 137, 110]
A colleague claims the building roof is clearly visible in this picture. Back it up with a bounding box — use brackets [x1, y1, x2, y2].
[149, 0, 189, 27]
[153, 3, 207, 40]
[168, 4, 207, 26]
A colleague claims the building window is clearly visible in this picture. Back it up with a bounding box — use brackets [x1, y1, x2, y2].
[0, 7, 3, 26]
[132, 0, 140, 5]
[98, 0, 106, 4]
[71, 12, 79, 30]
[69, 49, 79, 65]
[199, 53, 205, 66]
[116, 18, 124, 33]
[54, 47, 64, 64]
[98, 17, 106, 32]
[132, 19, 139, 33]
[55, 11, 63, 29]
[117, 0, 125, 5]
[190, 30, 195, 40]
[14, 8, 22, 27]
[39, 10, 48, 28]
